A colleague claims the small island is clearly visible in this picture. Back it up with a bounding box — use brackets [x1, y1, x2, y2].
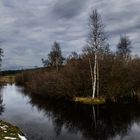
[0, 120, 27, 140]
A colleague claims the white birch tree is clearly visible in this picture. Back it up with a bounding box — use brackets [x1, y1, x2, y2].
[87, 9, 107, 98]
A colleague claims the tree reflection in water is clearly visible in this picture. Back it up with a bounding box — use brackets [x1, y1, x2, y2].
[0, 89, 4, 115]
[19, 89, 140, 140]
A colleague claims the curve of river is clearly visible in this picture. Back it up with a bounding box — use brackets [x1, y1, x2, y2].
[1, 84, 140, 140]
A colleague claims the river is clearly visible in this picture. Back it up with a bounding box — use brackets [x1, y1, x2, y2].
[0, 84, 140, 140]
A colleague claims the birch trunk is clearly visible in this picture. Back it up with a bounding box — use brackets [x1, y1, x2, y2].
[89, 57, 94, 97]
[96, 58, 99, 97]
[93, 52, 97, 98]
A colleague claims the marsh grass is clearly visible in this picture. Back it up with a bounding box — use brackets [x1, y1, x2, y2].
[0, 75, 15, 84]
[74, 97, 106, 105]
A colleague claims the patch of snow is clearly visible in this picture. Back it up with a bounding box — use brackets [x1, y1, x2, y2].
[4, 137, 16, 140]
[0, 125, 8, 130]
[18, 134, 27, 140]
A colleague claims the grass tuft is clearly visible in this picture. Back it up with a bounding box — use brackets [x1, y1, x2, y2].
[74, 97, 106, 105]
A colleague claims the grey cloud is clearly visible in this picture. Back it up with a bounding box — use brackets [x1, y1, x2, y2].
[2, 0, 16, 8]
[51, 0, 89, 19]
[107, 23, 140, 37]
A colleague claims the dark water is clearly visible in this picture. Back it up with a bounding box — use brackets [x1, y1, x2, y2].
[1, 85, 140, 140]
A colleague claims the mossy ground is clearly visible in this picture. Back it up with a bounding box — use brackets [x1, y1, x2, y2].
[0, 120, 24, 140]
[74, 97, 106, 105]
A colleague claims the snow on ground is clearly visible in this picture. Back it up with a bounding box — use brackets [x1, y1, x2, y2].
[0, 120, 27, 140]
[18, 134, 27, 140]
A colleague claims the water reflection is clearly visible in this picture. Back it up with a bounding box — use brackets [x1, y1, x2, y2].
[1, 84, 140, 140]
[0, 88, 4, 115]
[24, 92, 140, 140]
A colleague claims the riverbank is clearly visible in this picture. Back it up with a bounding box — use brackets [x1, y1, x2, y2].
[0, 75, 15, 84]
[0, 120, 27, 140]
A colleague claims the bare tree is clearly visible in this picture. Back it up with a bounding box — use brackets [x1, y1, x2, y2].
[117, 35, 132, 59]
[42, 41, 64, 71]
[87, 9, 107, 98]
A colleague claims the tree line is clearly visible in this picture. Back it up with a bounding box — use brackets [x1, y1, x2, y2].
[15, 9, 140, 103]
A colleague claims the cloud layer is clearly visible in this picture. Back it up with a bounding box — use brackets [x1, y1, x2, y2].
[0, 0, 140, 69]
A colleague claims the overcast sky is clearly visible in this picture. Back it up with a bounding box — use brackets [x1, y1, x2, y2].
[0, 0, 140, 70]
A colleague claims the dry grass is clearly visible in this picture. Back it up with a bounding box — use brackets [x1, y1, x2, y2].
[0, 75, 15, 84]
[74, 97, 106, 105]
